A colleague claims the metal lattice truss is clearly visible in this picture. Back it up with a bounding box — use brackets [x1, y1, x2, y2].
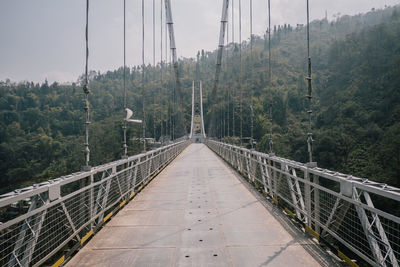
[206, 140, 400, 267]
[0, 141, 189, 267]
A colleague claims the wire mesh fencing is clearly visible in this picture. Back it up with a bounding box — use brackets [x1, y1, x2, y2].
[0, 140, 189, 267]
[206, 139, 400, 267]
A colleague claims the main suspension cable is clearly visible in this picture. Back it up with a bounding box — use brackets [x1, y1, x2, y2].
[83, 0, 91, 170]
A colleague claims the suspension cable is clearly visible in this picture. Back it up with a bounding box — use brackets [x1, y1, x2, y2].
[227, 14, 230, 138]
[306, 0, 314, 164]
[153, 0, 156, 140]
[268, 0, 272, 82]
[171, 63, 174, 140]
[225, 4, 229, 139]
[165, 8, 169, 139]
[268, 0, 274, 154]
[171, 51, 175, 140]
[83, 0, 91, 170]
[160, 0, 164, 142]
[123, 0, 128, 158]
[232, 0, 234, 44]
[142, 0, 146, 151]
[250, 0, 253, 52]
[232, 0, 235, 138]
[250, 0, 254, 148]
[239, 0, 243, 145]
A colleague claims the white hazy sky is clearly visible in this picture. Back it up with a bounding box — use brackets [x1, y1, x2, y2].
[0, 0, 399, 83]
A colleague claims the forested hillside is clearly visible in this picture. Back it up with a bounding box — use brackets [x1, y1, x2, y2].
[1, 6, 399, 193]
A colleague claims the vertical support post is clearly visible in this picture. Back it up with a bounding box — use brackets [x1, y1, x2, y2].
[200, 81, 206, 139]
[21, 196, 49, 266]
[314, 174, 320, 234]
[259, 157, 269, 194]
[273, 161, 279, 197]
[305, 169, 311, 227]
[190, 81, 194, 139]
[131, 159, 140, 193]
[353, 188, 385, 265]
[89, 174, 94, 228]
[8, 196, 39, 267]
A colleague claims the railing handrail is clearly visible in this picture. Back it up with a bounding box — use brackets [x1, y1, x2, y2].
[0, 140, 190, 267]
[0, 140, 186, 208]
[207, 140, 400, 201]
[205, 139, 400, 267]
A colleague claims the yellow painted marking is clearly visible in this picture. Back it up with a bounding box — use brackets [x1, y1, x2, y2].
[81, 229, 94, 245]
[305, 225, 319, 240]
[120, 200, 127, 208]
[338, 251, 359, 267]
[272, 197, 278, 205]
[52, 255, 65, 267]
[130, 192, 136, 199]
[103, 212, 113, 223]
[284, 208, 295, 219]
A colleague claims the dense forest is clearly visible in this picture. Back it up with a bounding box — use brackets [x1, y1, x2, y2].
[1, 6, 399, 193]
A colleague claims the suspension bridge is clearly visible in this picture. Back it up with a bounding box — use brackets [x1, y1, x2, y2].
[1, 0, 400, 267]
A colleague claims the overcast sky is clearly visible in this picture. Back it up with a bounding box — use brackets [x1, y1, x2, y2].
[0, 0, 399, 83]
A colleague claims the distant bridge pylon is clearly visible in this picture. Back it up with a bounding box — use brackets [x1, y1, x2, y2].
[189, 81, 206, 142]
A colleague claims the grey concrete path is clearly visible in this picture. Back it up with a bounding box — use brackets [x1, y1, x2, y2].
[67, 144, 336, 267]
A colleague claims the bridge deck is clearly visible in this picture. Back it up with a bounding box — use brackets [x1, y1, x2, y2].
[67, 144, 335, 266]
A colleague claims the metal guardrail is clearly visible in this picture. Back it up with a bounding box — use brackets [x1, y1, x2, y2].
[0, 140, 189, 267]
[206, 140, 400, 267]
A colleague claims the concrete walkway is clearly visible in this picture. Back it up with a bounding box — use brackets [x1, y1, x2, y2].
[67, 144, 335, 267]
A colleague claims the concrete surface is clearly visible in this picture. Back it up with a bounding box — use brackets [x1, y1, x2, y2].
[66, 144, 337, 267]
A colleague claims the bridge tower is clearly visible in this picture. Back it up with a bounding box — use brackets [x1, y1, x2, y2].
[189, 81, 206, 142]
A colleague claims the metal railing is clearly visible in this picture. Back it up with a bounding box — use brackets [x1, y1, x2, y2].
[0, 140, 189, 267]
[206, 140, 400, 267]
